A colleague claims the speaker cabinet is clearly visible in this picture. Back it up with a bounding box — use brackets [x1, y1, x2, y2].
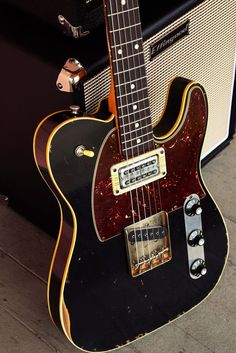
[84, 0, 236, 159]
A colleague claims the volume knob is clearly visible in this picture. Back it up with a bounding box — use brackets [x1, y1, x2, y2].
[188, 229, 205, 247]
[185, 197, 202, 216]
[191, 259, 207, 277]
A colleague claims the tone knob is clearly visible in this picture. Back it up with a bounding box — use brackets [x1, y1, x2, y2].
[185, 197, 202, 216]
[191, 259, 207, 277]
[188, 229, 205, 247]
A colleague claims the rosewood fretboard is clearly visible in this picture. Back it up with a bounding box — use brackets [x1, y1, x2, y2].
[104, 0, 154, 157]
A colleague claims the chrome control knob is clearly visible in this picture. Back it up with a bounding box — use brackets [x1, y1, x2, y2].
[185, 197, 202, 216]
[191, 259, 207, 277]
[188, 229, 205, 247]
[70, 105, 81, 115]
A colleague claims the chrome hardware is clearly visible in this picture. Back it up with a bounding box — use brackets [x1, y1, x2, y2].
[124, 211, 172, 277]
[188, 229, 205, 247]
[111, 148, 167, 196]
[75, 145, 94, 158]
[70, 105, 81, 115]
[58, 15, 90, 39]
[185, 197, 202, 216]
[184, 194, 206, 279]
[56, 58, 87, 93]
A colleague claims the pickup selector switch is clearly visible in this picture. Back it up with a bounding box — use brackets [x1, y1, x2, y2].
[188, 229, 205, 247]
[190, 259, 207, 278]
[185, 197, 202, 216]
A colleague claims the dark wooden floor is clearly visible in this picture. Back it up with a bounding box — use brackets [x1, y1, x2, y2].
[0, 138, 235, 353]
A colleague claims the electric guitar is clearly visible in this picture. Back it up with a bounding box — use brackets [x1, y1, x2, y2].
[33, 0, 228, 351]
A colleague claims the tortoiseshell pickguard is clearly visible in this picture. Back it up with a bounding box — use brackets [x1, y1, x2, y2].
[93, 86, 207, 241]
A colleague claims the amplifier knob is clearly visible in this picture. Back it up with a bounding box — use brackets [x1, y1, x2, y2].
[188, 229, 205, 247]
[191, 259, 207, 278]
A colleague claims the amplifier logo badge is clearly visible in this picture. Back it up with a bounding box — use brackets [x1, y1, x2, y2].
[150, 20, 190, 60]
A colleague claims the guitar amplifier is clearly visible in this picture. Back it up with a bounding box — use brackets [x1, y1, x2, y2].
[81, 0, 236, 161]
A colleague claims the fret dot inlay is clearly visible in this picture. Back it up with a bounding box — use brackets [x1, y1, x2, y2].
[105, 0, 154, 157]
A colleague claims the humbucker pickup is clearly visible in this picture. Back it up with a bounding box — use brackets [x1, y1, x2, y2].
[111, 148, 167, 195]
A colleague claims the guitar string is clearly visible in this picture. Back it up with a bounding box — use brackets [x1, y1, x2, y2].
[131, 0, 164, 252]
[112, 0, 160, 268]
[126, 0, 151, 264]
[115, 0, 146, 267]
[130, 0, 161, 218]
[130, 0, 156, 241]
[108, 0, 140, 266]
[117, 0, 149, 267]
[128, 0, 163, 262]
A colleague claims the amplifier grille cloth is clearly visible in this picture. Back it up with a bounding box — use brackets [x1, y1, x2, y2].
[84, 0, 236, 157]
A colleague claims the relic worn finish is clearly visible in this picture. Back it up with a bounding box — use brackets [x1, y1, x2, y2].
[33, 78, 228, 352]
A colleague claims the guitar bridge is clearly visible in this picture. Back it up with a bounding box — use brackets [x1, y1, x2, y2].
[124, 211, 172, 277]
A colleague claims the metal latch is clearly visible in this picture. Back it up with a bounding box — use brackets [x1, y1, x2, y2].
[56, 58, 87, 92]
[58, 15, 90, 39]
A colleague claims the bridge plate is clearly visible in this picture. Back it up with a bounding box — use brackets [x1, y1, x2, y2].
[124, 211, 172, 277]
[111, 148, 167, 195]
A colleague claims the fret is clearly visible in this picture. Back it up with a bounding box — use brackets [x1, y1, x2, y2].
[117, 87, 148, 99]
[120, 125, 150, 136]
[119, 117, 152, 130]
[115, 77, 147, 89]
[121, 131, 154, 144]
[117, 96, 149, 110]
[109, 28, 142, 48]
[113, 51, 143, 62]
[121, 139, 155, 154]
[109, 22, 141, 33]
[117, 92, 150, 111]
[111, 37, 142, 48]
[107, 6, 139, 17]
[104, 0, 154, 156]
[105, 0, 140, 12]
[118, 106, 150, 120]
[113, 67, 146, 85]
[125, 143, 155, 158]
[113, 64, 145, 75]
[123, 138, 154, 151]
[112, 54, 145, 74]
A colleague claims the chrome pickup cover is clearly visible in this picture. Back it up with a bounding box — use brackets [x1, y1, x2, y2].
[111, 148, 167, 195]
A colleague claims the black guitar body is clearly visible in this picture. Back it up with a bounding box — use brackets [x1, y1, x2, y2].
[34, 78, 228, 351]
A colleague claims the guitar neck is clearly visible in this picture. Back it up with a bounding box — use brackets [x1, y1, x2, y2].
[104, 0, 154, 157]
